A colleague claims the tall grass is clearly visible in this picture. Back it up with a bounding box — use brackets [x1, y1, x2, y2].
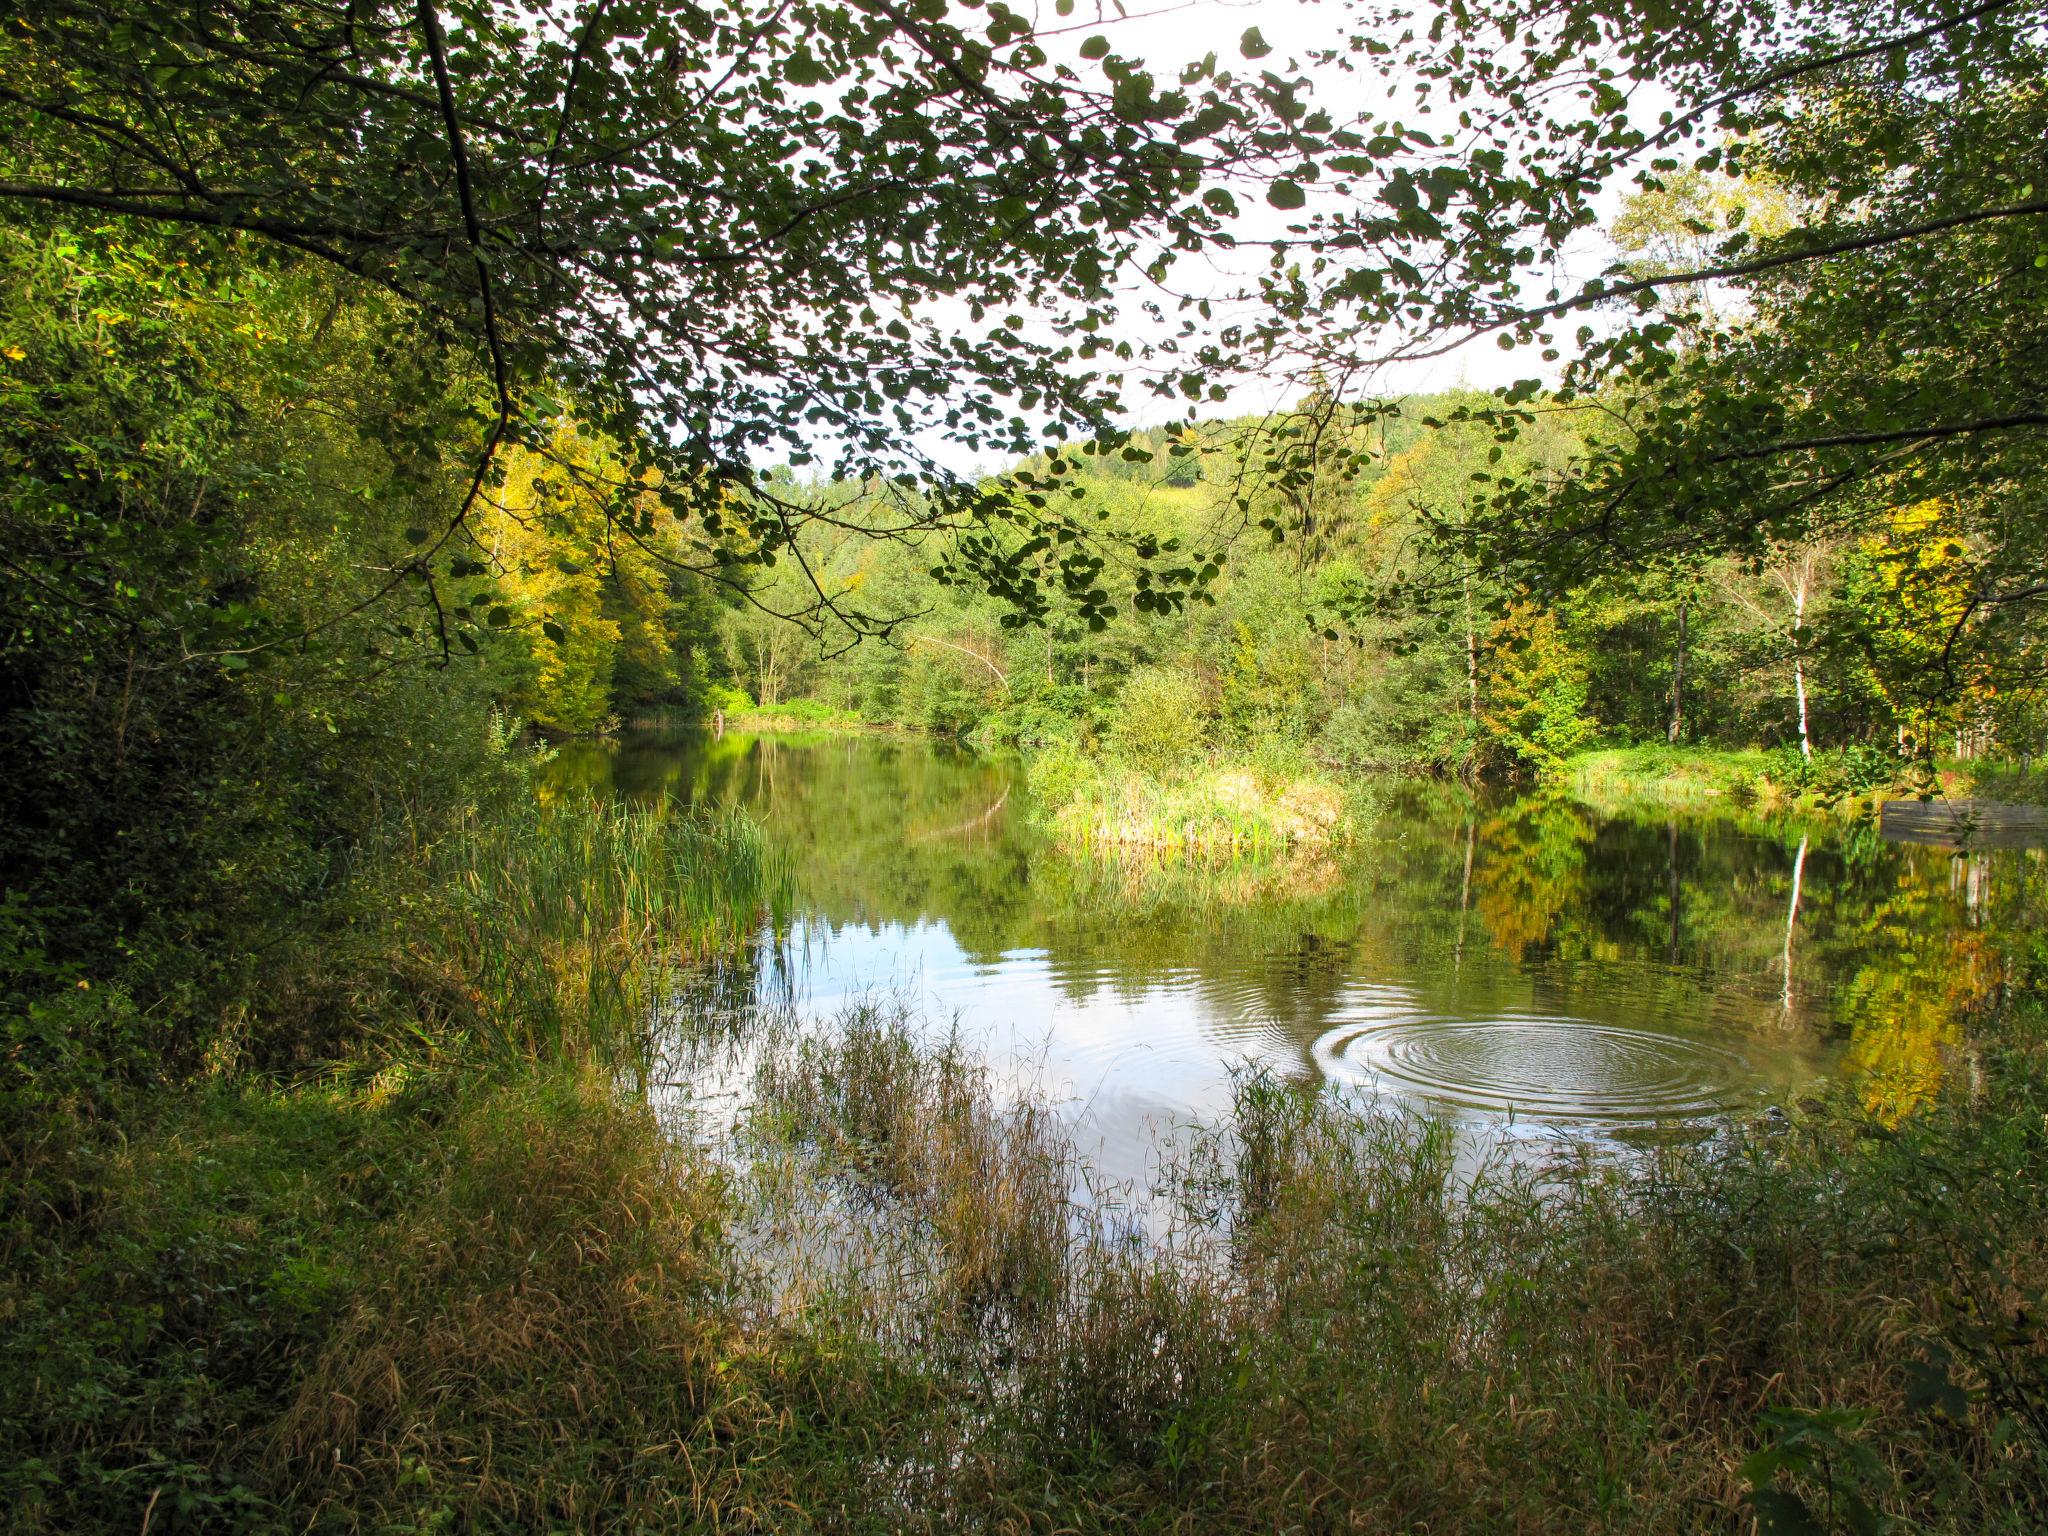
[401, 795, 792, 1060]
[11, 981, 2048, 1530]
[11, 768, 2048, 1531]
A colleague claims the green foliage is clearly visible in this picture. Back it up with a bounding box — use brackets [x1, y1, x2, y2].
[1106, 666, 1211, 770]
[701, 682, 755, 715]
[1766, 744, 1906, 802]
[1299, 2, 2048, 722]
[0, 0, 1315, 634]
[0, 225, 520, 1056]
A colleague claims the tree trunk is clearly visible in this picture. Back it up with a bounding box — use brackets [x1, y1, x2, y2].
[1791, 570, 1812, 759]
[1793, 656, 1811, 760]
[1667, 597, 1687, 744]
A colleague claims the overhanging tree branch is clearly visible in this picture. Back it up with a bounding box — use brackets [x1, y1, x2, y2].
[1368, 197, 2048, 368]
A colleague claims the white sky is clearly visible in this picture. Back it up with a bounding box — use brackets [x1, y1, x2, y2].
[906, 0, 1643, 476]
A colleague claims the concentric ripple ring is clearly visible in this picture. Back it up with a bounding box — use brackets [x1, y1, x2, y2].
[1311, 1012, 1747, 1122]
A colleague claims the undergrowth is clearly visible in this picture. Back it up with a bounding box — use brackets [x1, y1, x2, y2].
[6, 787, 2047, 1532]
[1566, 743, 1925, 815]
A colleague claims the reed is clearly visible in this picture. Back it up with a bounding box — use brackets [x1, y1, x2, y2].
[411, 795, 792, 1060]
[1036, 756, 1353, 855]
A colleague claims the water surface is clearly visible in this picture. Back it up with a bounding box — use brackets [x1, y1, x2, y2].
[550, 729, 2034, 1177]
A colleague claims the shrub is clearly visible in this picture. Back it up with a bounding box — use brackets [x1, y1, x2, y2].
[702, 682, 755, 715]
[1107, 667, 1210, 770]
[1765, 743, 1902, 800]
[1025, 738, 1096, 812]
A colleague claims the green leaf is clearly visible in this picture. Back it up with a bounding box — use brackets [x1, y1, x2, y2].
[1903, 1354, 1969, 1420]
[541, 620, 568, 645]
[1746, 1488, 1823, 1536]
[1239, 27, 1272, 60]
[1266, 180, 1306, 211]
[1079, 35, 1110, 60]
[785, 48, 834, 87]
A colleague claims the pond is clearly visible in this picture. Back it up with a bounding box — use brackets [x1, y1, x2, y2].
[548, 729, 2032, 1181]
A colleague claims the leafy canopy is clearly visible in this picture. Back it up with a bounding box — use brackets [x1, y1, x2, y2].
[1, 0, 1337, 641]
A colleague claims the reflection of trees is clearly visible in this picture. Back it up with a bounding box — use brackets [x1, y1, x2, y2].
[1474, 798, 1595, 963]
[1833, 850, 2033, 1123]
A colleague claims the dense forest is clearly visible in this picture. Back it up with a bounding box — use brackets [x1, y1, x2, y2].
[700, 394, 2031, 776]
[4, 1, 2048, 1531]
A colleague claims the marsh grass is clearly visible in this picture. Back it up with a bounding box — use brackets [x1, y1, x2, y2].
[1035, 752, 1353, 855]
[400, 795, 792, 1060]
[746, 1004, 1074, 1341]
[699, 1003, 2048, 1532]
[10, 788, 2048, 1532]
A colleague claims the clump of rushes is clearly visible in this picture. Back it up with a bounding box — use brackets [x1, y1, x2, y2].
[405, 796, 792, 1061]
[1030, 745, 1352, 856]
[749, 1004, 1073, 1336]
[731, 1001, 2048, 1532]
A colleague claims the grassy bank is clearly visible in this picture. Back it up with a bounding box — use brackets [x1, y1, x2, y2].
[628, 698, 875, 735]
[1563, 743, 1946, 815]
[8, 783, 2048, 1532]
[726, 698, 873, 734]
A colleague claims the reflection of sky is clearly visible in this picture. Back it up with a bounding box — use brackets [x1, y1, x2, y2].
[753, 909, 1823, 1190]
[761, 916, 1277, 1180]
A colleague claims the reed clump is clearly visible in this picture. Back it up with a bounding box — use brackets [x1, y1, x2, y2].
[401, 795, 791, 1059]
[1032, 747, 1352, 856]
[696, 1001, 2048, 1533]
[749, 1005, 1073, 1334]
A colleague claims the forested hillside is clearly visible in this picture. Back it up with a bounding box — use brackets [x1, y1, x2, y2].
[711, 391, 2032, 787]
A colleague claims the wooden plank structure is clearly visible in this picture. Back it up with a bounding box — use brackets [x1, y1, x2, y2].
[1879, 798, 2048, 850]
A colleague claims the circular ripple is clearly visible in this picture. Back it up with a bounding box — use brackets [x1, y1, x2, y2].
[1311, 1014, 1745, 1123]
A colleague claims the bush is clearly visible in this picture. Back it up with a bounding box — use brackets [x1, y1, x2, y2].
[1025, 738, 1096, 812]
[1107, 667, 1210, 770]
[1765, 743, 1902, 800]
[701, 682, 755, 715]
[989, 685, 1094, 749]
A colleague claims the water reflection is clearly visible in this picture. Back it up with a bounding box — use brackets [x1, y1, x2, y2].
[549, 730, 2043, 1160]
